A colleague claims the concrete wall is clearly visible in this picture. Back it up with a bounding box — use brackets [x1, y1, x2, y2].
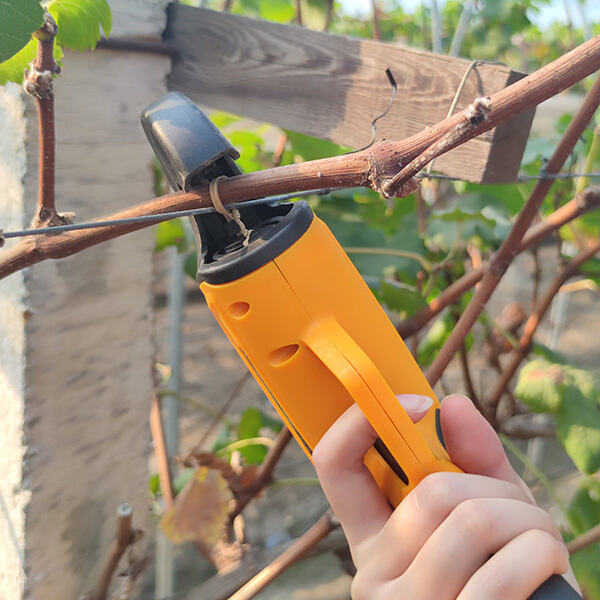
[0, 1, 170, 597]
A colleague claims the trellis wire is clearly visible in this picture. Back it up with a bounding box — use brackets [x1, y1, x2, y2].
[0, 188, 334, 244]
[2, 171, 600, 244]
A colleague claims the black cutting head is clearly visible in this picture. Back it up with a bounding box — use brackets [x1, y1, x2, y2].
[141, 92, 313, 284]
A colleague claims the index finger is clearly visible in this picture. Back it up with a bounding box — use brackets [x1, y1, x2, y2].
[313, 394, 432, 551]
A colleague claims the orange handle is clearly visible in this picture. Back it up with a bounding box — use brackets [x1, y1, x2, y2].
[303, 317, 460, 504]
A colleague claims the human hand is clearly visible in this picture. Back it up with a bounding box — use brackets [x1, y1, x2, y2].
[313, 394, 579, 600]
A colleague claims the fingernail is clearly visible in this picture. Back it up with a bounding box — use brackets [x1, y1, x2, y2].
[396, 394, 433, 414]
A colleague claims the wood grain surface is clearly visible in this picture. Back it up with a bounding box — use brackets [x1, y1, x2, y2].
[166, 5, 535, 183]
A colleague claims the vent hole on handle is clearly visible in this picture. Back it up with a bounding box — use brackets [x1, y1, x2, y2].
[228, 301, 250, 318]
[267, 344, 300, 366]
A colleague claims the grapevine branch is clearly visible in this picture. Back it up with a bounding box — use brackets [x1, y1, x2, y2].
[88, 504, 141, 600]
[398, 187, 600, 338]
[150, 394, 175, 507]
[227, 511, 339, 600]
[487, 237, 600, 416]
[567, 523, 600, 554]
[25, 12, 63, 227]
[229, 427, 293, 522]
[425, 74, 600, 386]
[2, 35, 600, 279]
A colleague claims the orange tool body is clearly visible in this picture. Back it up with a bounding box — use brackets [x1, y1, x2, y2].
[201, 210, 460, 505]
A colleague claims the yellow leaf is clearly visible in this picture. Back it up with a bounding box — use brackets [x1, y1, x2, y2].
[160, 467, 232, 546]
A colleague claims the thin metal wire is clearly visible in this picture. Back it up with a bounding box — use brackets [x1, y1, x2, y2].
[348, 68, 398, 154]
[2, 170, 600, 244]
[416, 171, 600, 182]
[426, 59, 505, 176]
[0, 188, 337, 243]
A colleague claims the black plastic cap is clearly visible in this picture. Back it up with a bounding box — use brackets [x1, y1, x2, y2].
[141, 91, 240, 191]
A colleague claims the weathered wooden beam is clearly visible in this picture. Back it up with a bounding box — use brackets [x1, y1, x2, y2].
[165, 5, 535, 183]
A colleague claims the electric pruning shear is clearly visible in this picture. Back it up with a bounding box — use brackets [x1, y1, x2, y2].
[142, 91, 581, 600]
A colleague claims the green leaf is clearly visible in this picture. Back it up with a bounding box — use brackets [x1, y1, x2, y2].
[571, 546, 600, 600]
[47, 0, 112, 51]
[515, 358, 600, 474]
[531, 341, 569, 365]
[426, 198, 511, 251]
[513, 359, 566, 413]
[284, 130, 347, 162]
[418, 313, 452, 367]
[149, 473, 161, 496]
[154, 219, 187, 252]
[210, 111, 241, 130]
[228, 130, 267, 173]
[567, 479, 600, 600]
[235, 407, 280, 464]
[567, 478, 600, 536]
[236, 0, 295, 23]
[0, 21, 63, 85]
[184, 250, 198, 280]
[0, 37, 36, 85]
[0, 0, 44, 63]
[237, 407, 267, 464]
[376, 279, 427, 320]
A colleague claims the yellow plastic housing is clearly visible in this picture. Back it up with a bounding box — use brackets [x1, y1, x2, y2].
[200, 215, 460, 506]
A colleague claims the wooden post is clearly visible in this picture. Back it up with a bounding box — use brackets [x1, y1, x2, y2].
[166, 5, 535, 183]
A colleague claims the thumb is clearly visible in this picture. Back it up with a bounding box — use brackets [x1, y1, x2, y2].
[440, 394, 533, 500]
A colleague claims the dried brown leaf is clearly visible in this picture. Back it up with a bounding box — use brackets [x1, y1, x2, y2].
[160, 467, 232, 546]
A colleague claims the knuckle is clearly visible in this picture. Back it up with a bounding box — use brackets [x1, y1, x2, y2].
[411, 472, 456, 515]
[482, 570, 518, 599]
[450, 498, 494, 542]
[525, 529, 569, 564]
[530, 506, 563, 541]
[311, 437, 335, 476]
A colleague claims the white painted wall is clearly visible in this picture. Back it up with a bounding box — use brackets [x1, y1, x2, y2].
[0, 83, 29, 600]
[0, 1, 171, 598]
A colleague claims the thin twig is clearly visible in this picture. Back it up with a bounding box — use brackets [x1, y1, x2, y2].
[229, 427, 293, 521]
[272, 133, 288, 167]
[382, 97, 492, 198]
[26, 13, 61, 226]
[227, 511, 339, 600]
[295, 0, 303, 26]
[532, 246, 541, 305]
[486, 239, 600, 416]
[323, 0, 334, 31]
[371, 0, 382, 40]
[458, 341, 480, 406]
[398, 187, 600, 338]
[425, 78, 600, 386]
[499, 414, 556, 439]
[2, 39, 600, 279]
[567, 523, 600, 554]
[187, 371, 251, 460]
[89, 504, 140, 600]
[222, 0, 234, 12]
[150, 394, 175, 507]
